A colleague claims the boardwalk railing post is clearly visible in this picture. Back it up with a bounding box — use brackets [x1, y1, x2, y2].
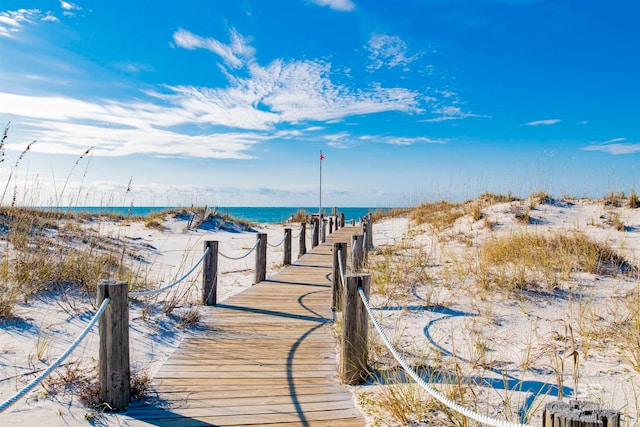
[255, 233, 267, 284]
[284, 228, 291, 266]
[321, 217, 327, 243]
[329, 217, 334, 234]
[98, 280, 130, 411]
[341, 213, 345, 228]
[202, 241, 218, 306]
[312, 216, 320, 248]
[332, 242, 347, 312]
[341, 274, 370, 385]
[352, 234, 364, 272]
[366, 214, 373, 250]
[299, 223, 306, 257]
[362, 222, 369, 258]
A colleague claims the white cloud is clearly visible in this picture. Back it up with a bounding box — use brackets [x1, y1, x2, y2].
[366, 34, 418, 70]
[2, 28, 429, 160]
[172, 28, 254, 69]
[310, 0, 356, 12]
[0, 9, 40, 37]
[582, 138, 640, 155]
[524, 119, 561, 126]
[359, 135, 447, 145]
[420, 105, 486, 122]
[60, 1, 81, 11]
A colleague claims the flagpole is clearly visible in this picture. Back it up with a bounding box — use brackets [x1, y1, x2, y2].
[319, 150, 322, 216]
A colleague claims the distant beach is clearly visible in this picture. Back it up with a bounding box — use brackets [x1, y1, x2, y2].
[39, 206, 393, 224]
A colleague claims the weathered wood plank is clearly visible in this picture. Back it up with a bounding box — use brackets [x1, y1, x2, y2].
[124, 227, 365, 426]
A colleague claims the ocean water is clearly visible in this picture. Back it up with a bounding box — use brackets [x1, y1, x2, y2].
[50, 206, 391, 224]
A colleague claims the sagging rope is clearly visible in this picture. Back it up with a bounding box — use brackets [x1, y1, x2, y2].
[0, 297, 111, 413]
[219, 239, 260, 261]
[291, 224, 303, 239]
[357, 287, 528, 427]
[267, 232, 287, 248]
[129, 247, 210, 297]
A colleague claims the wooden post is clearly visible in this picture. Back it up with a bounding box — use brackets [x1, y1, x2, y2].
[341, 274, 370, 385]
[284, 228, 291, 266]
[341, 213, 345, 228]
[362, 222, 369, 257]
[351, 218, 355, 226]
[255, 233, 267, 284]
[202, 241, 218, 306]
[98, 280, 130, 411]
[299, 223, 306, 257]
[352, 234, 364, 272]
[321, 217, 327, 243]
[332, 206, 337, 216]
[329, 217, 334, 234]
[312, 217, 319, 248]
[543, 400, 620, 427]
[332, 242, 347, 312]
[366, 215, 373, 250]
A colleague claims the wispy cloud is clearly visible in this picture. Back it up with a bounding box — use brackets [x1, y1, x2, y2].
[172, 28, 254, 68]
[360, 135, 447, 145]
[366, 34, 418, 70]
[420, 106, 487, 122]
[60, 1, 81, 17]
[309, 0, 356, 12]
[582, 138, 640, 155]
[524, 119, 561, 126]
[0, 9, 41, 37]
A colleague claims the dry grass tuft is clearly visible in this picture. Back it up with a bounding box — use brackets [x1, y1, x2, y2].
[476, 230, 631, 290]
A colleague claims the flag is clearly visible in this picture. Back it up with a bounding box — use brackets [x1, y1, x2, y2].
[320, 152, 325, 160]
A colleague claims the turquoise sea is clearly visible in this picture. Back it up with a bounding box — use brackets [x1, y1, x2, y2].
[49, 206, 392, 224]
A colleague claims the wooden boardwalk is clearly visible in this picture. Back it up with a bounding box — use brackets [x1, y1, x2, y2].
[124, 226, 366, 426]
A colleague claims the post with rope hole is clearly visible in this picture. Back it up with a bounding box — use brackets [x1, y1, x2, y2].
[341, 274, 370, 385]
[543, 401, 620, 427]
[299, 222, 306, 257]
[202, 241, 218, 306]
[329, 216, 334, 234]
[332, 241, 347, 312]
[352, 234, 364, 271]
[255, 233, 267, 284]
[312, 216, 320, 247]
[283, 228, 291, 266]
[340, 213, 345, 228]
[98, 280, 130, 411]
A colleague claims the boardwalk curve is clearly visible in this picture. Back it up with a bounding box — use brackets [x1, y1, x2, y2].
[124, 226, 366, 426]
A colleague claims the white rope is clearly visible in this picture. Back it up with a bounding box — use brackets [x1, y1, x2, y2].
[350, 239, 357, 263]
[363, 231, 367, 250]
[292, 225, 303, 239]
[130, 247, 210, 297]
[219, 239, 260, 260]
[337, 248, 346, 286]
[0, 297, 111, 413]
[267, 233, 287, 248]
[357, 288, 528, 427]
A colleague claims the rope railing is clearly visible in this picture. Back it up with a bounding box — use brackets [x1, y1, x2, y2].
[291, 224, 303, 239]
[0, 297, 111, 413]
[129, 247, 211, 297]
[218, 239, 260, 260]
[267, 233, 287, 248]
[357, 287, 528, 427]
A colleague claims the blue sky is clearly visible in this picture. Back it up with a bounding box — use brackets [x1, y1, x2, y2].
[0, 0, 638, 207]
